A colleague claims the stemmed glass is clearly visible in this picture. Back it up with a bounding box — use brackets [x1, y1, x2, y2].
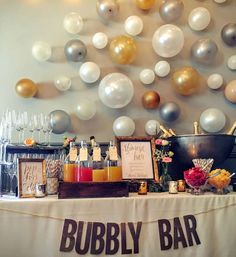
[0, 111, 13, 165]
[21, 112, 28, 143]
[5, 153, 17, 195]
[28, 115, 35, 139]
[46, 116, 53, 146]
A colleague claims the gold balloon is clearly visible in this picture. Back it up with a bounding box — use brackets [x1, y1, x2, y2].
[109, 35, 137, 65]
[135, 0, 155, 10]
[225, 80, 236, 103]
[15, 78, 38, 98]
[172, 67, 200, 96]
[142, 90, 160, 109]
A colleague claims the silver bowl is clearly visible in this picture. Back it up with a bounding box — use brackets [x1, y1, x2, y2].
[168, 134, 235, 168]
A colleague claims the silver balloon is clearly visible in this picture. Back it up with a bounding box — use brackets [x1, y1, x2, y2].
[113, 116, 135, 136]
[199, 108, 226, 133]
[159, 102, 180, 122]
[221, 23, 236, 47]
[191, 38, 218, 64]
[96, 0, 119, 21]
[145, 120, 161, 136]
[49, 110, 71, 134]
[98, 73, 134, 109]
[64, 39, 87, 62]
[159, 0, 184, 22]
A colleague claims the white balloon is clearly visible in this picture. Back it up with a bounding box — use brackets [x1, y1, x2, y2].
[113, 116, 135, 136]
[214, 0, 227, 3]
[152, 24, 184, 58]
[124, 15, 143, 36]
[54, 76, 72, 91]
[145, 120, 160, 135]
[207, 74, 223, 90]
[98, 73, 134, 109]
[79, 62, 101, 84]
[139, 69, 155, 85]
[92, 32, 108, 49]
[188, 7, 211, 31]
[63, 12, 83, 34]
[200, 108, 226, 133]
[32, 41, 52, 62]
[154, 61, 171, 77]
[76, 99, 96, 120]
[227, 55, 236, 70]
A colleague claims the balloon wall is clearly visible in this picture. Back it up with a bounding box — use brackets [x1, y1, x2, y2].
[0, 0, 235, 142]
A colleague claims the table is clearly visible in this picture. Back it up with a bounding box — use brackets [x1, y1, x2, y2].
[0, 192, 236, 257]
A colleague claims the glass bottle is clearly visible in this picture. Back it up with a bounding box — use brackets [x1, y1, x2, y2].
[92, 142, 106, 182]
[89, 136, 96, 156]
[160, 162, 172, 192]
[104, 141, 122, 181]
[63, 142, 77, 182]
[75, 140, 93, 182]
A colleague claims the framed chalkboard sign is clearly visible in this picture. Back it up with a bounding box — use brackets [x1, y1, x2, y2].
[116, 136, 158, 181]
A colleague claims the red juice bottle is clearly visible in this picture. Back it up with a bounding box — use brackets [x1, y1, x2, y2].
[75, 140, 92, 182]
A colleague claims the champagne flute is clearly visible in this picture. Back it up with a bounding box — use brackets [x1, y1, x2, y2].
[46, 116, 53, 146]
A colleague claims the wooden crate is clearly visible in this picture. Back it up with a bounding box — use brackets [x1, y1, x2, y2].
[58, 181, 129, 199]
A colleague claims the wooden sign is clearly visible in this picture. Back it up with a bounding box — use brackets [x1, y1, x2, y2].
[18, 158, 46, 198]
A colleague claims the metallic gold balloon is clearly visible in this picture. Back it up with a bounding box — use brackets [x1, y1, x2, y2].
[172, 67, 200, 96]
[135, 0, 155, 10]
[15, 78, 38, 98]
[225, 80, 236, 103]
[109, 35, 137, 65]
[142, 90, 160, 109]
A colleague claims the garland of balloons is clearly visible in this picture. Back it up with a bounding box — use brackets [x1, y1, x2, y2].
[14, 0, 236, 137]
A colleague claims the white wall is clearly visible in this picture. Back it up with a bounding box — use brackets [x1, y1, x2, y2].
[0, 0, 235, 143]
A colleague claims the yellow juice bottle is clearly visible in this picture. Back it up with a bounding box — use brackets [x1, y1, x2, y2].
[92, 142, 106, 182]
[104, 141, 122, 182]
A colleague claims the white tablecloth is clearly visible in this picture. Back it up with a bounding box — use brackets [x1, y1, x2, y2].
[0, 192, 236, 257]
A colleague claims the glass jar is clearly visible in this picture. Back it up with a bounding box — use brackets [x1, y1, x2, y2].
[104, 141, 122, 181]
[92, 142, 106, 182]
[75, 140, 93, 182]
[63, 142, 77, 182]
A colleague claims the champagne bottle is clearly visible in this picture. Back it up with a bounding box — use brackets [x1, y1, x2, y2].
[227, 121, 236, 135]
[160, 125, 172, 137]
[193, 121, 200, 135]
[168, 128, 176, 136]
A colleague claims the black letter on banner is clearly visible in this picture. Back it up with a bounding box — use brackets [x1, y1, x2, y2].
[60, 219, 77, 252]
[184, 215, 201, 246]
[105, 223, 120, 255]
[75, 221, 92, 254]
[121, 223, 132, 254]
[173, 217, 187, 249]
[128, 222, 142, 254]
[90, 222, 105, 254]
[158, 219, 172, 250]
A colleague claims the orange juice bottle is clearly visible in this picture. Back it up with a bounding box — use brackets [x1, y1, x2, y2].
[63, 142, 78, 182]
[92, 142, 106, 182]
[104, 141, 122, 181]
